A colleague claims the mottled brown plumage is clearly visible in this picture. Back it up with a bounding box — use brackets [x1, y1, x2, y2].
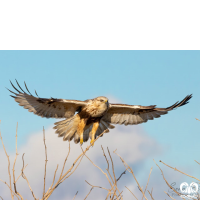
[8, 80, 192, 145]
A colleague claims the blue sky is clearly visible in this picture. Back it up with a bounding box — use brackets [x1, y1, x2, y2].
[0, 51, 200, 198]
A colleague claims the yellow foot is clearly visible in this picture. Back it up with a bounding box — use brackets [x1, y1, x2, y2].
[80, 138, 83, 145]
[90, 139, 94, 146]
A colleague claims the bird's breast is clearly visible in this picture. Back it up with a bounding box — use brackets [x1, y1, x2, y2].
[81, 104, 108, 118]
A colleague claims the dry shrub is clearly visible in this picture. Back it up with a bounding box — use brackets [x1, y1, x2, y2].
[0, 121, 199, 200]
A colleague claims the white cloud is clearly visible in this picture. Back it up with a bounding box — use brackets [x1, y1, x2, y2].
[0, 123, 164, 200]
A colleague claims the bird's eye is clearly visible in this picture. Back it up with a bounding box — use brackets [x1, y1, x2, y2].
[100, 99, 104, 102]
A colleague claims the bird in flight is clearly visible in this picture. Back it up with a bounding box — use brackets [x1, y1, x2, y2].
[8, 80, 192, 146]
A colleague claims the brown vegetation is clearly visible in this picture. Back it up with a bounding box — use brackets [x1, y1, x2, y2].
[0, 121, 199, 199]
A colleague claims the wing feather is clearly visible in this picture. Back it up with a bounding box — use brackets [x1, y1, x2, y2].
[124, 115, 130, 125]
[136, 115, 144, 123]
[8, 80, 87, 119]
[118, 114, 126, 124]
[103, 95, 192, 125]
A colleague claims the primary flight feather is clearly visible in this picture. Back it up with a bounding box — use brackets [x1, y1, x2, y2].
[8, 80, 192, 145]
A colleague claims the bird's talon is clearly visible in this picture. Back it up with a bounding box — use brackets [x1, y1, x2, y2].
[80, 138, 83, 145]
[90, 140, 94, 146]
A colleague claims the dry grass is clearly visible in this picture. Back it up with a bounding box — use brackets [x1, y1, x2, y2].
[0, 121, 199, 199]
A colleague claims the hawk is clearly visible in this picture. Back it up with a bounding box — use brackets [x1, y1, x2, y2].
[8, 80, 192, 145]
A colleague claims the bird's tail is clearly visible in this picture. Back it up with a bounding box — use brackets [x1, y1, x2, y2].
[53, 115, 80, 141]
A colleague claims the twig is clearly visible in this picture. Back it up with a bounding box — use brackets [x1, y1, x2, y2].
[85, 180, 111, 192]
[44, 131, 105, 199]
[15, 164, 28, 183]
[114, 191, 123, 200]
[101, 146, 114, 184]
[72, 191, 78, 200]
[45, 164, 59, 195]
[125, 186, 138, 200]
[101, 146, 118, 199]
[142, 167, 153, 200]
[164, 191, 176, 200]
[101, 145, 110, 171]
[84, 186, 93, 200]
[153, 160, 185, 200]
[116, 170, 126, 182]
[147, 190, 154, 200]
[60, 153, 84, 183]
[107, 148, 117, 184]
[114, 150, 147, 200]
[0, 196, 3, 200]
[107, 148, 122, 200]
[43, 127, 48, 198]
[21, 154, 38, 200]
[0, 179, 20, 200]
[105, 191, 112, 200]
[81, 146, 119, 200]
[0, 121, 14, 200]
[45, 143, 70, 196]
[195, 160, 200, 165]
[159, 160, 200, 182]
[21, 154, 25, 178]
[59, 142, 71, 179]
[12, 122, 23, 200]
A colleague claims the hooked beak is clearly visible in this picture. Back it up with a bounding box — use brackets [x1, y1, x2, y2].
[105, 99, 109, 106]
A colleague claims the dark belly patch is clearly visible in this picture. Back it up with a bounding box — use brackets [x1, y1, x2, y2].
[86, 117, 101, 125]
[78, 110, 102, 126]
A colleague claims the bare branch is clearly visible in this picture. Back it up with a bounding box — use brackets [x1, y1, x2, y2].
[0, 121, 14, 200]
[116, 170, 126, 182]
[46, 164, 59, 195]
[114, 150, 147, 200]
[43, 127, 48, 198]
[15, 164, 28, 183]
[153, 160, 185, 200]
[164, 191, 176, 200]
[81, 146, 119, 200]
[142, 167, 153, 200]
[114, 191, 123, 200]
[13, 122, 21, 196]
[125, 186, 138, 200]
[85, 180, 111, 192]
[159, 160, 200, 182]
[84, 187, 93, 200]
[0, 179, 20, 200]
[147, 190, 154, 200]
[21, 154, 38, 200]
[107, 148, 123, 200]
[107, 148, 117, 184]
[72, 191, 78, 200]
[101, 146, 115, 184]
[44, 131, 106, 199]
[194, 160, 200, 165]
[101, 145, 109, 171]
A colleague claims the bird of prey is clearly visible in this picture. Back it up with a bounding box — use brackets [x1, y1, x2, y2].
[8, 80, 192, 145]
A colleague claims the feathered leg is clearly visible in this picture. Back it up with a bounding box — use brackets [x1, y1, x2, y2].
[90, 122, 99, 146]
[77, 118, 87, 145]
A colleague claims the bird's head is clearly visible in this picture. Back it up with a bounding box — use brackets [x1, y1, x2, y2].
[93, 96, 109, 110]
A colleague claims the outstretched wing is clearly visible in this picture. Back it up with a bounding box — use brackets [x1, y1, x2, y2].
[7, 80, 87, 118]
[102, 95, 192, 125]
